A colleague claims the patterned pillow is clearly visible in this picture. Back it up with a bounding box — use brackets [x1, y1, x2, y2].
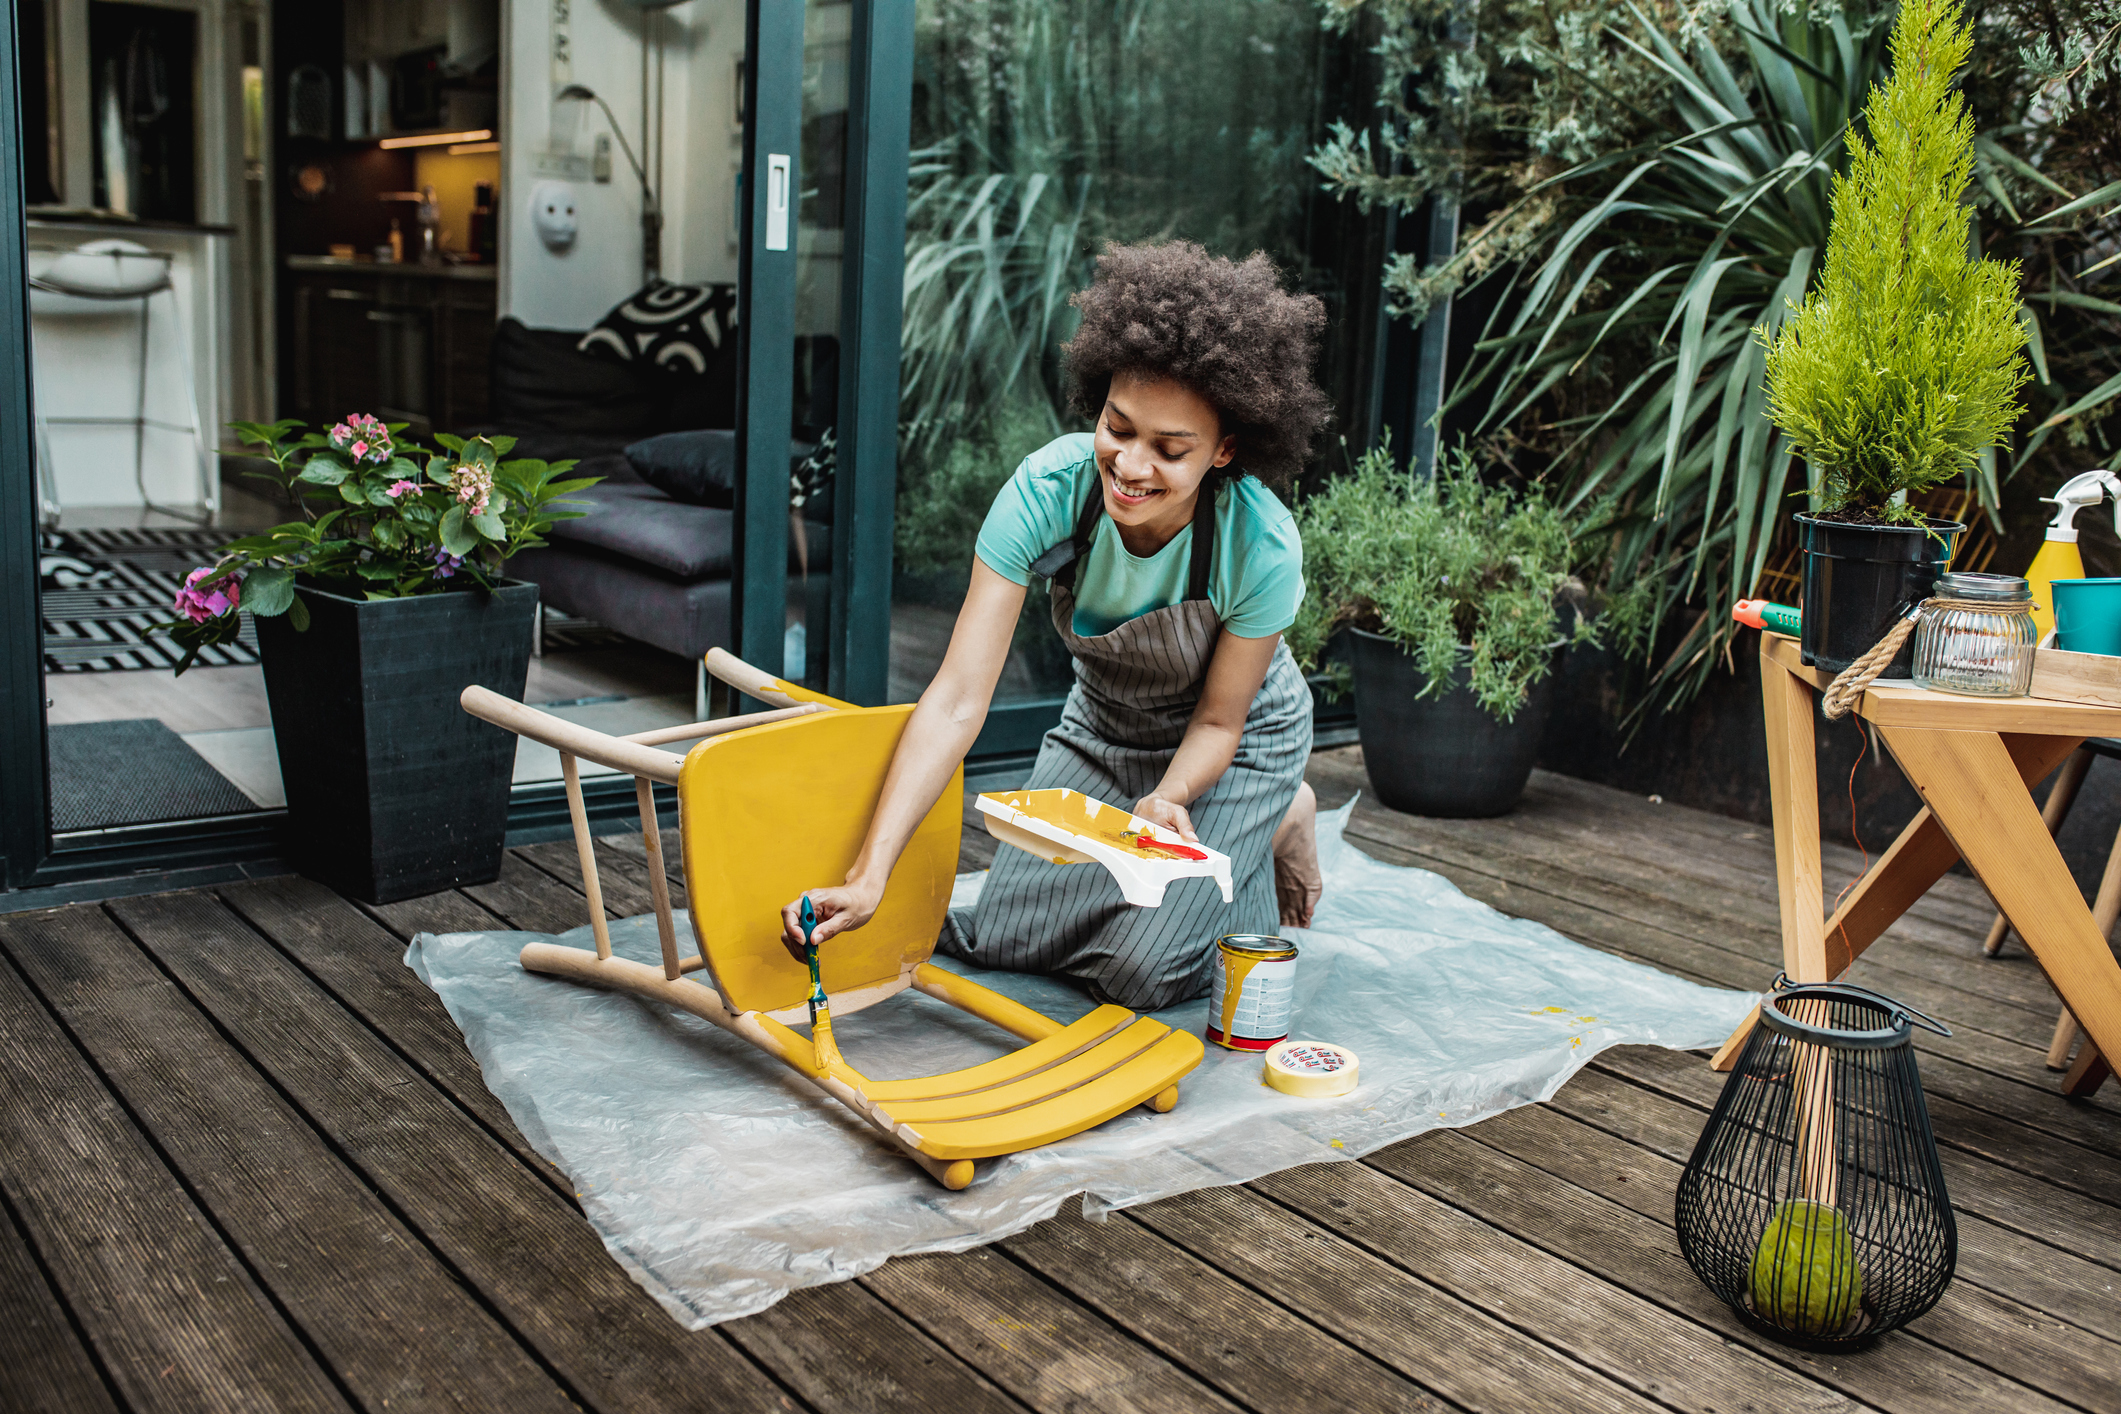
[577, 281, 737, 375]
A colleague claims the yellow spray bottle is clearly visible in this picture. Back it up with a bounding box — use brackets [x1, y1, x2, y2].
[2025, 469, 2121, 640]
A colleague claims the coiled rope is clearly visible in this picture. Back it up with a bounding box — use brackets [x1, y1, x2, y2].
[1818, 597, 1997, 719]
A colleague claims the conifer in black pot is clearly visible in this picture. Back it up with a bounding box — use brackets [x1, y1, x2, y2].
[1758, 0, 2029, 675]
[159, 416, 598, 902]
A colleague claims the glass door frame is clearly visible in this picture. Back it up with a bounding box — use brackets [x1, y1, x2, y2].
[1, 0, 54, 889]
[735, 0, 912, 708]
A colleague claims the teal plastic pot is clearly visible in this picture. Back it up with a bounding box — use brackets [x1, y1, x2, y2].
[2051, 578, 2121, 656]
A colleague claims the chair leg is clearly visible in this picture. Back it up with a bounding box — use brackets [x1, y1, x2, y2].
[636, 776, 682, 981]
[1988, 745, 2095, 956]
[2048, 1006, 2081, 1070]
[561, 753, 613, 960]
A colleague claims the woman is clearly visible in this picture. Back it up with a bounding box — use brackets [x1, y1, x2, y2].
[783, 241, 1329, 1010]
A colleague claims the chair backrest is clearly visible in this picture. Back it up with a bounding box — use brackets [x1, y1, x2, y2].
[679, 702, 962, 1016]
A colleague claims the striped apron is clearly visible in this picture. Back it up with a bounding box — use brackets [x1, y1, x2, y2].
[938, 478, 1314, 1009]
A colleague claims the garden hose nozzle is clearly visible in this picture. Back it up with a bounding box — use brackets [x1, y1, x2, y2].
[1732, 599, 1802, 637]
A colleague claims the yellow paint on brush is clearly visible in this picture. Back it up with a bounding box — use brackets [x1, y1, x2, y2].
[1218, 951, 1263, 1044]
[983, 788, 1192, 859]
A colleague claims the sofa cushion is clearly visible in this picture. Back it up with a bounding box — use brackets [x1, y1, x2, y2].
[577, 280, 738, 376]
[548, 484, 735, 579]
[626, 429, 736, 507]
[490, 318, 663, 434]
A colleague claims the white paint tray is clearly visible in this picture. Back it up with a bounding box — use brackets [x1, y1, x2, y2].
[974, 787, 1234, 907]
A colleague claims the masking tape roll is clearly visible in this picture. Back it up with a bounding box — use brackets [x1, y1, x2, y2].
[1263, 1039, 1359, 1098]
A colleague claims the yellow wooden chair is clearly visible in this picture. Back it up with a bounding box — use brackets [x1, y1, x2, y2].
[459, 648, 1203, 1188]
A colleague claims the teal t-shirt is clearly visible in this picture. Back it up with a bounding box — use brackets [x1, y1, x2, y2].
[974, 433, 1304, 639]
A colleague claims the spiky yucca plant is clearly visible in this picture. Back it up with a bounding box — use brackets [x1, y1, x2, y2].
[1760, 0, 2030, 523]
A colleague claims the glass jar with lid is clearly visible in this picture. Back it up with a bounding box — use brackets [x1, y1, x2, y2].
[1911, 571, 2038, 696]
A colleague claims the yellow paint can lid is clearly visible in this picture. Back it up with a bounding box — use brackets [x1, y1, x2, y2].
[1263, 1040, 1359, 1098]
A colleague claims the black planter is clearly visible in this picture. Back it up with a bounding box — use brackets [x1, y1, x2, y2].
[257, 579, 538, 904]
[1796, 514, 1962, 677]
[1349, 627, 1557, 818]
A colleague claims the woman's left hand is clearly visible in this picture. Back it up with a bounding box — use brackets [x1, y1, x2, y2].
[1133, 793, 1198, 843]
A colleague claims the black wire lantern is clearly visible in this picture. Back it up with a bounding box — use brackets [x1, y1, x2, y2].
[1674, 979, 1957, 1350]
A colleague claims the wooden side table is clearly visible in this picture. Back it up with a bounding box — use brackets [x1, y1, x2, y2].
[1713, 633, 2121, 1097]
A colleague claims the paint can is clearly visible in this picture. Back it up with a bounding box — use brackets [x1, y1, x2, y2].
[1206, 934, 1298, 1051]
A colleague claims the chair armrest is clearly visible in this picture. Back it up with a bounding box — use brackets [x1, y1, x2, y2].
[623, 703, 827, 746]
[705, 646, 856, 710]
[460, 685, 687, 784]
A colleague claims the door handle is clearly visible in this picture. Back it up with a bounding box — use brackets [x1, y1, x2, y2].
[365, 310, 420, 324]
[766, 153, 790, 251]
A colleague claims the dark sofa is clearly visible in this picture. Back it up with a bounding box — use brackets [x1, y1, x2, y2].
[480, 314, 833, 665]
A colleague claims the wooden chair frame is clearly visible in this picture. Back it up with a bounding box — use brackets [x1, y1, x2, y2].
[460, 649, 1202, 1189]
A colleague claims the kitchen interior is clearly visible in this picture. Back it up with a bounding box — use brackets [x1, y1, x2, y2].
[27, 0, 754, 844]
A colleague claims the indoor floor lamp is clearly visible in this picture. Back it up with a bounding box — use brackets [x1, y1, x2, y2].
[556, 83, 662, 282]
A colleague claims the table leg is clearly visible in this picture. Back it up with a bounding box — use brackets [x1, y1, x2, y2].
[1987, 744, 2096, 956]
[1710, 647, 1827, 1071]
[1879, 725, 2116, 1098]
[1712, 731, 2082, 1070]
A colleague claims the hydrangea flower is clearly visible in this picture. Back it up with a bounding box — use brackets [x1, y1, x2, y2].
[386, 479, 420, 498]
[452, 460, 494, 517]
[173, 566, 241, 623]
[432, 548, 464, 579]
[328, 412, 394, 466]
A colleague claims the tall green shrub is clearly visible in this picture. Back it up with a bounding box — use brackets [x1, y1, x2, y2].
[1760, 0, 2030, 521]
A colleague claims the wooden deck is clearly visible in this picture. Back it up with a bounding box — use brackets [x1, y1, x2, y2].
[2, 745, 2116, 1414]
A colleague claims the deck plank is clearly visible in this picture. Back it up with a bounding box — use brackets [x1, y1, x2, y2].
[2, 904, 581, 1414]
[1550, 1063, 2121, 1298]
[1370, 1129, 2073, 1414]
[0, 1191, 120, 1414]
[1249, 1161, 1871, 1414]
[1465, 1100, 2121, 1411]
[102, 889, 794, 1414]
[724, 1281, 1025, 1414]
[1131, 1184, 1672, 1414]
[1595, 1043, 2121, 1211]
[462, 852, 604, 935]
[860, 1250, 1244, 1414]
[0, 919, 351, 1414]
[1315, 783, 2121, 1163]
[1003, 1205, 1449, 1412]
[214, 875, 570, 1194]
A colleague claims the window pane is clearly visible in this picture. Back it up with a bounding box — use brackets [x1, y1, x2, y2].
[891, 0, 1384, 712]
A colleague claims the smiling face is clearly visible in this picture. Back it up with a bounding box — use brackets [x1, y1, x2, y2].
[1092, 371, 1237, 553]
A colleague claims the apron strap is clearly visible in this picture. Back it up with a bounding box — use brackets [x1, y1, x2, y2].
[1026, 473, 1220, 606]
[1184, 480, 1217, 603]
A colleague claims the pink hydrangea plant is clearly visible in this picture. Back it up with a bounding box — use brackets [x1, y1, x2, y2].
[452, 461, 494, 517]
[173, 566, 241, 623]
[328, 412, 395, 466]
[386, 479, 420, 498]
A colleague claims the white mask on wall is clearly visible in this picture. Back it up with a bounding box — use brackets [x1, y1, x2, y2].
[530, 181, 578, 251]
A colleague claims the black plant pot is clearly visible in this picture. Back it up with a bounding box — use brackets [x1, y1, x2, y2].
[1349, 627, 1558, 818]
[1796, 514, 1963, 677]
[257, 579, 538, 904]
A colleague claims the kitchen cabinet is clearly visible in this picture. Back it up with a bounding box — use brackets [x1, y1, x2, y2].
[286, 258, 495, 439]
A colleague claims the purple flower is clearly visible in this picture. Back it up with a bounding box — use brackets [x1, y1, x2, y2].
[173, 566, 241, 623]
[432, 548, 464, 579]
[386, 479, 419, 498]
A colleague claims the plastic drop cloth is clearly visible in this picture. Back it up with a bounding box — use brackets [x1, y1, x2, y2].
[406, 799, 1757, 1328]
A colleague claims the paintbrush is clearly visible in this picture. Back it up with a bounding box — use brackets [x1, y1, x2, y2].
[799, 895, 843, 1078]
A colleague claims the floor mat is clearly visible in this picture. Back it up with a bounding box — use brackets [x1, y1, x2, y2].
[40, 528, 258, 673]
[48, 718, 262, 830]
[406, 800, 1759, 1329]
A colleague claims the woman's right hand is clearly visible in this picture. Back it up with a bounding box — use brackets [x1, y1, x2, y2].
[779, 880, 884, 961]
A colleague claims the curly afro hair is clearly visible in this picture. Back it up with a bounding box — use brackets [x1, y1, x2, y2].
[1061, 241, 1331, 492]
